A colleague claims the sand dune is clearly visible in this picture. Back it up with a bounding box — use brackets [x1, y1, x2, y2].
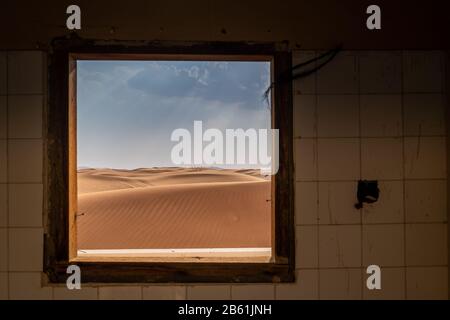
[78, 167, 265, 194]
[77, 168, 272, 250]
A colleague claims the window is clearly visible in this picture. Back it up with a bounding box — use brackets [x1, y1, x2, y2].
[75, 57, 273, 263]
[45, 40, 294, 283]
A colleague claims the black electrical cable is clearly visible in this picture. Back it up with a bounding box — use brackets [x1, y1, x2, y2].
[291, 44, 342, 80]
[263, 45, 342, 103]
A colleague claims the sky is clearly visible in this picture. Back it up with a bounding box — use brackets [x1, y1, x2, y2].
[77, 59, 271, 169]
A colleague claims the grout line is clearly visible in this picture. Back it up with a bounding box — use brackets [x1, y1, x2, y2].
[445, 50, 450, 301]
[0, 182, 45, 185]
[296, 178, 447, 183]
[4, 93, 44, 97]
[295, 265, 448, 270]
[356, 52, 365, 299]
[295, 221, 449, 227]
[292, 91, 444, 96]
[4, 226, 46, 230]
[36, 52, 46, 247]
[0, 92, 45, 96]
[272, 281, 276, 300]
[313, 50, 321, 300]
[440, 50, 450, 301]
[6, 138, 44, 141]
[7, 269, 46, 273]
[5, 51, 10, 300]
[293, 135, 447, 139]
[401, 50, 408, 299]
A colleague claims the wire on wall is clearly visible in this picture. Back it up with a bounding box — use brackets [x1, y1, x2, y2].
[263, 45, 342, 103]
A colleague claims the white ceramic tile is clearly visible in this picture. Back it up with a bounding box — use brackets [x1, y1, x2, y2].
[405, 180, 447, 223]
[292, 51, 315, 66]
[363, 267, 405, 300]
[293, 95, 316, 138]
[362, 181, 404, 224]
[403, 51, 444, 93]
[319, 268, 362, 300]
[359, 51, 402, 93]
[54, 287, 98, 300]
[406, 267, 448, 300]
[361, 138, 403, 180]
[406, 224, 448, 266]
[276, 270, 318, 300]
[187, 285, 231, 300]
[7, 51, 44, 95]
[143, 286, 186, 300]
[0, 140, 6, 183]
[8, 228, 43, 271]
[318, 181, 360, 225]
[0, 229, 6, 271]
[360, 95, 402, 137]
[295, 182, 318, 225]
[319, 225, 361, 268]
[8, 140, 42, 183]
[296, 226, 318, 268]
[231, 285, 274, 300]
[404, 94, 446, 136]
[295, 138, 317, 181]
[0, 272, 7, 300]
[292, 51, 316, 95]
[99, 286, 142, 300]
[8, 95, 43, 139]
[0, 96, 6, 139]
[8, 184, 43, 227]
[0, 52, 6, 95]
[363, 225, 404, 267]
[404, 137, 446, 179]
[0, 184, 6, 227]
[317, 52, 358, 94]
[317, 95, 359, 137]
[318, 138, 360, 181]
[9, 272, 52, 300]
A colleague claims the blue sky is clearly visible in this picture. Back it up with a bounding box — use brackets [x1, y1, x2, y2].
[77, 60, 271, 169]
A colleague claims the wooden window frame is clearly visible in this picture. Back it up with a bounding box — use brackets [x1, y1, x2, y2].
[44, 39, 294, 283]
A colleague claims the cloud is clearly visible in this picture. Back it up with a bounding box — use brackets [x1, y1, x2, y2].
[127, 61, 270, 109]
[76, 60, 271, 169]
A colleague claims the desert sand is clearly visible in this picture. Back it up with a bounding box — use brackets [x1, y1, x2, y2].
[77, 168, 272, 251]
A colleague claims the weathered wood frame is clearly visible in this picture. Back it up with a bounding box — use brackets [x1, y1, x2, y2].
[44, 39, 294, 283]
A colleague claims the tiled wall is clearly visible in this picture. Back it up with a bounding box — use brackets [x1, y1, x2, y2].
[0, 50, 448, 300]
[292, 50, 448, 300]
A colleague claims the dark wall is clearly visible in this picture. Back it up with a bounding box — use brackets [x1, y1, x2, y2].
[0, 0, 448, 50]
